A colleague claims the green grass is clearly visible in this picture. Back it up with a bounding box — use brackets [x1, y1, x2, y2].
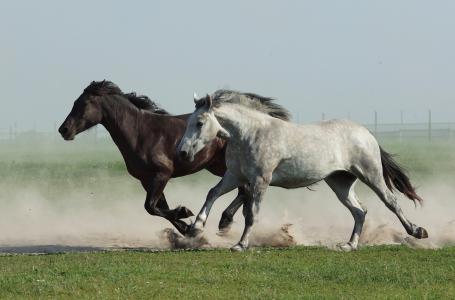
[1, 139, 455, 185]
[379, 139, 455, 180]
[0, 246, 454, 299]
[1, 139, 453, 205]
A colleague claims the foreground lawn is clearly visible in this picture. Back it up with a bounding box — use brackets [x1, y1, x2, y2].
[0, 246, 454, 299]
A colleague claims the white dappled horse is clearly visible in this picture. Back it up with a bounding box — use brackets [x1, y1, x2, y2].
[177, 91, 427, 251]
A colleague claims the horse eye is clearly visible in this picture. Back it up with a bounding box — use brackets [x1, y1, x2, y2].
[197, 121, 203, 128]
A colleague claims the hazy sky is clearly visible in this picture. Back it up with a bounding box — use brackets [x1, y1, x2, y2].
[1, 0, 454, 130]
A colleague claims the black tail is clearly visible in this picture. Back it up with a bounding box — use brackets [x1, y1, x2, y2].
[380, 147, 423, 205]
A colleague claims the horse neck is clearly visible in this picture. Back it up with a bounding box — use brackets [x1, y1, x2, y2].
[99, 95, 141, 156]
[214, 105, 269, 141]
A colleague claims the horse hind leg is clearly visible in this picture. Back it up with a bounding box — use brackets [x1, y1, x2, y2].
[356, 168, 428, 239]
[374, 185, 428, 239]
[325, 171, 366, 251]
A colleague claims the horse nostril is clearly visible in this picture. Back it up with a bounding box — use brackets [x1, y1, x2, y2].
[179, 150, 188, 159]
[59, 127, 69, 135]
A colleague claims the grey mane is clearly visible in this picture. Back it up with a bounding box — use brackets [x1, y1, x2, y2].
[211, 90, 291, 121]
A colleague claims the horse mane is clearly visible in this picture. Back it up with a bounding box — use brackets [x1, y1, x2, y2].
[83, 80, 169, 114]
[124, 93, 168, 114]
[210, 90, 291, 121]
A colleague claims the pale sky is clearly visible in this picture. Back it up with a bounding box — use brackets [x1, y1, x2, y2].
[1, 0, 454, 130]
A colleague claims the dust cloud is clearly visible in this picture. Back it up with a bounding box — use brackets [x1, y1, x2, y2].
[0, 173, 454, 253]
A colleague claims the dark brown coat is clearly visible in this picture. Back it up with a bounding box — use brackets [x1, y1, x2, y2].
[59, 81, 245, 234]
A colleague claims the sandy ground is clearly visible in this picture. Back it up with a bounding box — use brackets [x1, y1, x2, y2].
[0, 177, 454, 254]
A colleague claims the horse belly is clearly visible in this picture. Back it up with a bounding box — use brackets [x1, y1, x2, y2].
[270, 161, 323, 189]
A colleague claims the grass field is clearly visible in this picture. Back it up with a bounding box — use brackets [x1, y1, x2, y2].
[0, 138, 455, 299]
[1, 246, 454, 299]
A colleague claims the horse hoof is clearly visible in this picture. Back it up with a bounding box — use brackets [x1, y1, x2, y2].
[218, 215, 233, 232]
[185, 226, 203, 238]
[230, 244, 246, 252]
[217, 222, 233, 236]
[176, 206, 194, 219]
[414, 227, 429, 239]
[336, 243, 355, 252]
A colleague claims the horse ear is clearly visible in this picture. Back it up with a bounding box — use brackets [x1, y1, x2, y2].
[194, 93, 205, 108]
[193, 92, 199, 104]
[205, 94, 212, 109]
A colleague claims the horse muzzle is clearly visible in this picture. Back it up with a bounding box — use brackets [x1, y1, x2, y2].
[58, 124, 76, 141]
[178, 149, 195, 162]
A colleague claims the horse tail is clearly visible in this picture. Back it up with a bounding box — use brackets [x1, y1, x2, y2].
[380, 146, 423, 206]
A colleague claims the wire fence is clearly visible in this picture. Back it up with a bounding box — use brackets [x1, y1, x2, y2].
[364, 122, 455, 141]
[1, 117, 454, 143]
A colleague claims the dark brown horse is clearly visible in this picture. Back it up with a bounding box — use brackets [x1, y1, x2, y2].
[58, 80, 245, 235]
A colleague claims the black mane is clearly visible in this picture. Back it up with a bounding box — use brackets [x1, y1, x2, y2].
[124, 93, 169, 114]
[84, 80, 169, 114]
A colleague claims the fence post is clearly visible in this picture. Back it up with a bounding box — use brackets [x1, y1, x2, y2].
[451, 124, 454, 141]
[399, 110, 403, 142]
[428, 110, 432, 142]
[322, 113, 325, 121]
[14, 122, 17, 141]
[54, 122, 57, 142]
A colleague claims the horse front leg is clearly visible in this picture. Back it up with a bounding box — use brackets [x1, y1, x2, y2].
[157, 193, 193, 235]
[218, 185, 248, 234]
[231, 174, 271, 252]
[143, 175, 194, 235]
[187, 171, 242, 237]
